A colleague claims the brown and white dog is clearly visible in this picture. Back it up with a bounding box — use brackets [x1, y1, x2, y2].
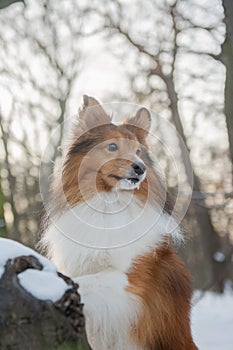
[41, 96, 198, 350]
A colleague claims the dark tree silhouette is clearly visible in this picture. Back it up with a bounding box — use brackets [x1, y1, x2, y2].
[221, 0, 233, 171]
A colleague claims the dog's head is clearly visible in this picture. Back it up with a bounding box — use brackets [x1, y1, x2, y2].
[62, 96, 153, 203]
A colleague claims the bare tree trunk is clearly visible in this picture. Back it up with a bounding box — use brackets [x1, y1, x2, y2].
[0, 116, 19, 240]
[0, 173, 7, 237]
[221, 0, 233, 173]
[0, 0, 24, 10]
[164, 74, 224, 291]
[0, 255, 91, 350]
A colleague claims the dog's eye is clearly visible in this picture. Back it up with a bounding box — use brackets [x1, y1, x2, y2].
[108, 143, 118, 152]
[136, 149, 141, 156]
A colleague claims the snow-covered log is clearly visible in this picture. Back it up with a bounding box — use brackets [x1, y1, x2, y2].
[0, 238, 90, 350]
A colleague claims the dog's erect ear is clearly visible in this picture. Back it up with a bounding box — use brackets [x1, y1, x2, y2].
[125, 107, 151, 139]
[77, 95, 111, 132]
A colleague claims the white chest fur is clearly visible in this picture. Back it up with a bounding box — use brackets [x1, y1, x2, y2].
[75, 269, 141, 350]
[42, 192, 181, 277]
[41, 192, 182, 350]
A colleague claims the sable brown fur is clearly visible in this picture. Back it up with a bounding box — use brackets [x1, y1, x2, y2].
[127, 243, 198, 349]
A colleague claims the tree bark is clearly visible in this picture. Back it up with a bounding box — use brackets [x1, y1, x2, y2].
[164, 74, 224, 291]
[221, 0, 233, 172]
[0, 172, 7, 237]
[0, 0, 24, 10]
[0, 116, 19, 240]
[0, 255, 91, 350]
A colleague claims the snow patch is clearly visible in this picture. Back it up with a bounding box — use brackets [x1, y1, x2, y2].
[192, 291, 233, 350]
[0, 238, 70, 302]
[0, 237, 56, 277]
[18, 269, 69, 302]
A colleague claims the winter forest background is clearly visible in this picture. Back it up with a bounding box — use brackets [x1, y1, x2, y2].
[0, 0, 233, 349]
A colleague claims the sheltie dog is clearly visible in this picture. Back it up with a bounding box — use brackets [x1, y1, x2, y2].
[40, 96, 198, 349]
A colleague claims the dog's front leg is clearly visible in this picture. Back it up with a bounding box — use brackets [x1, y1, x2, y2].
[73, 269, 141, 350]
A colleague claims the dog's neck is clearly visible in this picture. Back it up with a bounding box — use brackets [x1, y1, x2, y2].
[43, 191, 182, 277]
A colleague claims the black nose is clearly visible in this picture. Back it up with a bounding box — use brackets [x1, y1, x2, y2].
[131, 162, 146, 175]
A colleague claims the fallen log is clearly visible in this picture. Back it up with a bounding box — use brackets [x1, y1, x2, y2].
[0, 238, 91, 350]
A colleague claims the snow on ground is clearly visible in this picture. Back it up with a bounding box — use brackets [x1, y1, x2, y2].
[192, 291, 233, 350]
[0, 238, 70, 302]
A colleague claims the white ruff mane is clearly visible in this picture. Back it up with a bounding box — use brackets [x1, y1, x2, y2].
[41, 191, 182, 350]
[42, 191, 181, 276]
